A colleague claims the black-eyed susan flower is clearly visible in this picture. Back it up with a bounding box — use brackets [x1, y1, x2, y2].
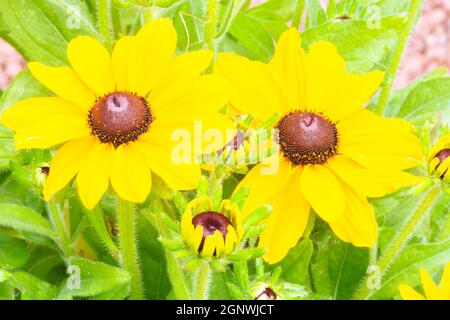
[428, 133, 450, 183]
[181, 197, 243, 258]
[1, 18, 233, 209]
[215, 28, 422, 264]
[399, 262, 450, 300]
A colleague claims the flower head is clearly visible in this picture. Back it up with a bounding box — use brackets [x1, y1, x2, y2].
[1, 18, 233, 209]
[428, 134, 450, 183]
[400, 262, 450, 300]
[216, 28, 422, 264]
[181, 197, 243, 258]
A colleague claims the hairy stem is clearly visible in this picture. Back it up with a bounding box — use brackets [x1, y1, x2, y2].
[204, 0, 219, 53]
[97, 0, 114, 50]
[117, 199, 144, 300]
[375, 0, 424, 115]
[154, 209, 191, 300]
[47, 199, 73, 258]
[352, 186, 441, 300]
[292, 0, 305, 30]
[193, 261, 211, 300]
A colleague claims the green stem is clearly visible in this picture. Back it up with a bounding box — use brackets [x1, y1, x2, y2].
[352, 185, 441, 300]
[193, 261, 211, 300]
[154, 208, 191, 300]
[204, 0, 219, 53]
[292, 0, 305, 30]
[97, 0, 113, 50]
[117, 199, 144, 300]
[85, 208, 119, 258]
[47, 200, 73, 258]
[375, 0, 424, 115]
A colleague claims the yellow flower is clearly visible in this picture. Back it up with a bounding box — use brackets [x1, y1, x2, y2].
[181, 197, 243, 258]
[215, 28, 422, 264]
[400, 262, 450, 300]
[428, 134, 450, 182]
[1, 18, 233, 209]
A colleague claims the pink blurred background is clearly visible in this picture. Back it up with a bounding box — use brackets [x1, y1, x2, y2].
[0, 0, 448, 91]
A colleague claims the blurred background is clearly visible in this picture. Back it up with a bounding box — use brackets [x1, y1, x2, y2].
[0, 0, 448, 91]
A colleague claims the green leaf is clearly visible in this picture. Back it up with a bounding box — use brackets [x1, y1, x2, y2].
[222, 0, 297, 62]
[172, 0, 207, 51]
[8, 271, 58, 300]
[0, 233, 29, 270]
[310, 239, 369, 299]
[0, 126, 24, 169]
[243, 205, 271, 231]
[370, 239, 450, 299]
[272, 239, 313, 287]
[306, 0, 326, 27]
[302, 16, 408, 73]
[0, 281, 14, 300]
[0, 203, 56, 239]
[0, 0, 102, 66]
[383, 67, 448, 117]
[138, 215, 171, 299]
[60, 257, 131, 298]
[0, 68, 51, 114]
[397, 77, 450, 125]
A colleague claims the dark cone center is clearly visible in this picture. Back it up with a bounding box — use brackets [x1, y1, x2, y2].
[276, 111, 338, 165]
[88, 91, 152, 147]
[434, 148, 450, 179]
[256, 287, 277, 300]
[192, 211, 232, 252]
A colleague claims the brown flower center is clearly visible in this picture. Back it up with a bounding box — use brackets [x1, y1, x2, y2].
[256, 287, 277, 300]
[192, 211, 232, 252]
[276, 111, 338, 165]
[88, 91, 152, 147]
[434, 148, 450, 178]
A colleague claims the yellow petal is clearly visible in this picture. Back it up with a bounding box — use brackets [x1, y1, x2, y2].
[338, 109, 422, 170]
[399, 285, 425, 300]
[326, 155, 421, 198]
[151, 50, 214, 100]
[224, 225, 238, 254]
[1, 97, 90, 149]
[268, 28, 306, 109]
[148, 111, 235, 156]
[150, 75, 230, 117]
[325, 71, 384, 121]
[216, 52, 289, 122]
[67, 36, 115, 96]
[192, 226, 204, 252]
[304, 41, 345, 114]
[300, 164, 345, 222]
[328, 183, 378, 247]
[110, 143, 152, 203]
[202, 235, 216, 257]
[29, 62, 96, 110]
[235, 156, 292, 219]
[260, 166, 310, 264]
[127, 18, 177, 96]
[136, 137, 201, 191]
[214, 231, 225, 257]
[44, 136, 97, 200]
[420, 268, 440, 300]
[112, 36, 135, 91]
[76, 143, 114, 209]
[181, 210, 194, 241]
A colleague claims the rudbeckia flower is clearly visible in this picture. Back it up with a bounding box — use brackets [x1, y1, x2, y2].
[400, 262, 450, 300]
[181, 197, 243, 258]
[215, 28, 422, 264]
[1, 18, 233, 209]
[428, 133, 450, 182]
